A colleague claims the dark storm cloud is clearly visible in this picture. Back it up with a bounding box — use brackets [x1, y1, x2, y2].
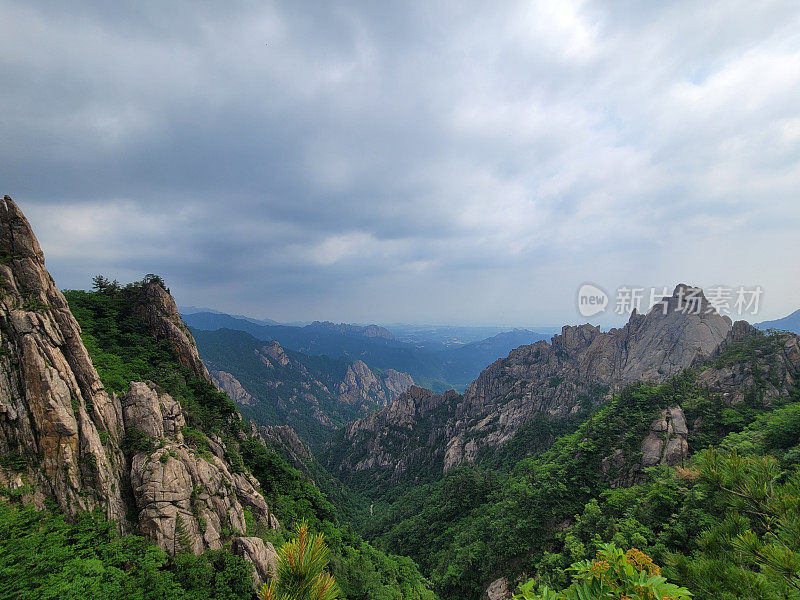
[2, 0, 800, 324]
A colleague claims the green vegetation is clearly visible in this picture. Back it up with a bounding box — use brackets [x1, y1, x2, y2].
[353, 333, 800, 600]
[258, 521, 339, 600]
[0, 503, 254, 600]
[16, 280, 795, 600]
[515, 544, 691, 600]
[64, 278, 238, 433]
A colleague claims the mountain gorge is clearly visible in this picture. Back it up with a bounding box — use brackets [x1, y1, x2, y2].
[183, 310, 551, 393]
[2, 194, 800, 600]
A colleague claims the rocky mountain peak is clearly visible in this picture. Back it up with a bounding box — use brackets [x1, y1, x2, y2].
[0, 196, 277, 560]
[328, 283, 737, 478]
[0, 195, 128, 522]
[133, 281, 210, 380]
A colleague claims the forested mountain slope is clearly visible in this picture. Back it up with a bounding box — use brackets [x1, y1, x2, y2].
[184, 311, 551, 392]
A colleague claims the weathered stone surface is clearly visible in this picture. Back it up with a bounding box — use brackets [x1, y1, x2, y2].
[0, 195, 128, 524]
[0, 196, 279, 556]
[133, 282, 210, 380]
[484, 577, 511, 600]
[258, 341, 290, 367]
[124, 382, 277, 555]
[209, 369, 256, 406]
[232, 536, 278, 586]
[641, 407, 689, 468]
[337, 360, 413, 409]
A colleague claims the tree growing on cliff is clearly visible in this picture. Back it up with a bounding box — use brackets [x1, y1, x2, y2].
[258, 521, 340, 600]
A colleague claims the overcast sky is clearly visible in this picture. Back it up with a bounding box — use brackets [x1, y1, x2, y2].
[2, 1, 799, 326]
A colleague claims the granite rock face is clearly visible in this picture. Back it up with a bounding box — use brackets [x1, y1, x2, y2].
[209, 369, 256, 406]
[232, 536, 278, 586]
[0, 196, 128, 524]
[133, 281, 210, 380]
[327, 286, 734, 478]
[484, 577, 511, 600]
[0, 196, 278, 555]
[640, 406, 689, 468]
[338, 360, 413, 409]
[204, 336, 413, 442]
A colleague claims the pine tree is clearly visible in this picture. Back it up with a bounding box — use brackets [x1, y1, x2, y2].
[258, 521, 340, 600]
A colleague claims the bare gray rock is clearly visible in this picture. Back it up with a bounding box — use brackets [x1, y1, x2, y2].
[0, 195, 128, 525]
[232, 536, 278, 586]
[484, 577, 511, 600]
[338, 360, 414, 409]
[209, 369, 256, 406]
[640, 407, 689, 468]
[328, 286, 732, 478]
[0, 196, 280, 556]
[124, 382, 277, 555]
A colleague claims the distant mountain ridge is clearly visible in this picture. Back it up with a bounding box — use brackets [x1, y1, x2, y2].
[183, 311, 551, 391]
[756, 308, 800, 334]
[306, 320, 395, 340]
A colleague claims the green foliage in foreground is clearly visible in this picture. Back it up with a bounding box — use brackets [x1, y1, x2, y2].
[258, 521, 340, 600]
[0, 503, 254, 600]
[515, 544, 691, 600]
[362, 333, 800, 599]
[241, 437, 438, 600]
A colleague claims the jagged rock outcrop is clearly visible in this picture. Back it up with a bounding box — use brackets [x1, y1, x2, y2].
[327, 285, 734, 478]
[640, 407, 689, 468]
[209, 368, 256, 406]
[694, 320, 800, 407]
[232, 536, 278, 586]
[0, 196, 278, 555]
[444, 285, 730, 470]
[123, 382, 277, 555]
[133, 281, 210, 380]
[257, 341, 290, 368]
[0, 196, 128, 523]
[196, 329, 414, 443]
[252, 422, 312, 468]
[338, 360, 413, 408]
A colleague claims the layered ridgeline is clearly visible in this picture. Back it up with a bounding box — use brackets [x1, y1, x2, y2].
[194, 327, 412, 447]
[324, 286, 733, 488]
[184, 310, 551, 393]
[324, 289, 800, 599]
[0, 196, 436, 600]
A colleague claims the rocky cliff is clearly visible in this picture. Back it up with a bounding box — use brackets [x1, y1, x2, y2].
[326, 286, 735, 480]
[0, 196, 277, 562]
[337, 360, 414, 409]
[0, 195, 128, 523]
